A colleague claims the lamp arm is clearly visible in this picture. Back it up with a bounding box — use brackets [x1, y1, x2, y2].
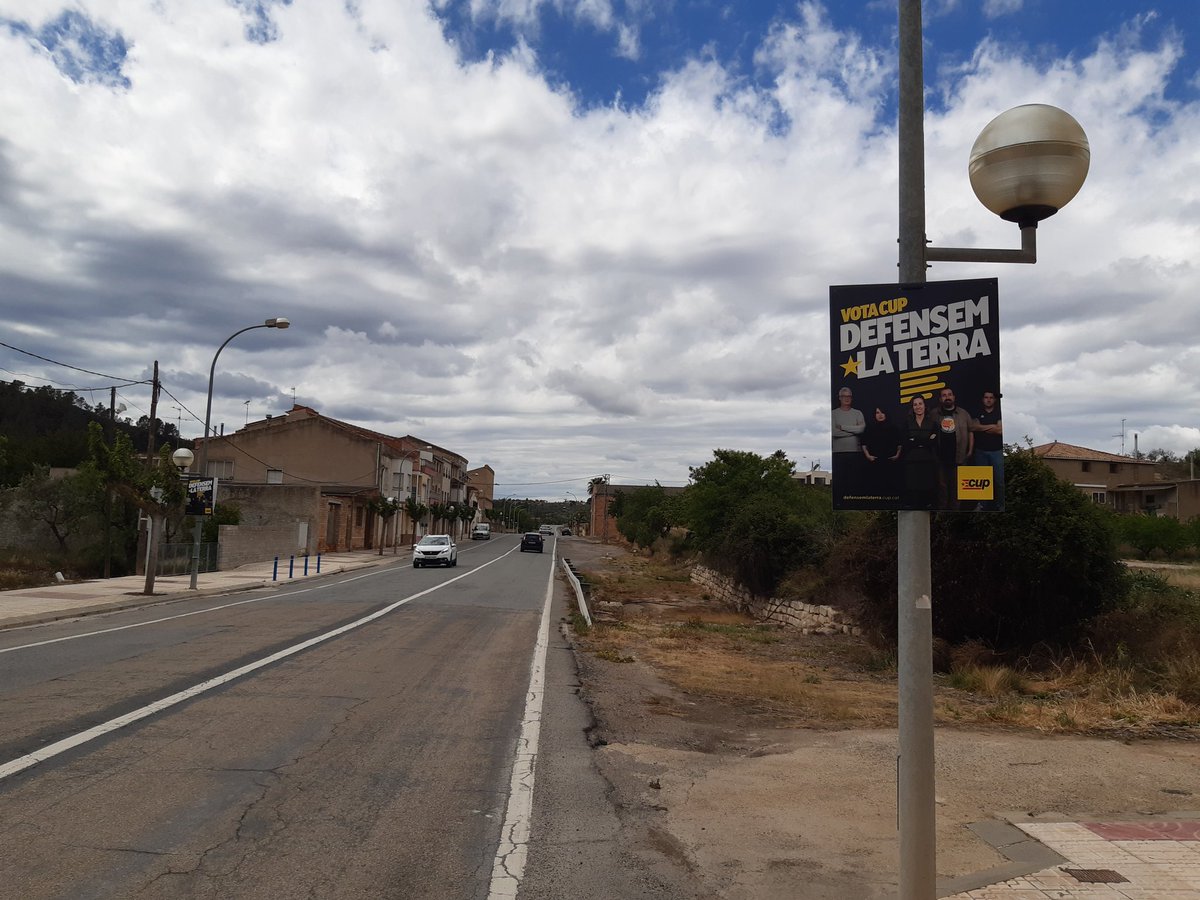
[200, 323, 268, 471]
[925, 223, 1037, 265]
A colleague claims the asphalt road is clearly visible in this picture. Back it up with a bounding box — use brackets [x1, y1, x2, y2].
[0, 534, 561, 899]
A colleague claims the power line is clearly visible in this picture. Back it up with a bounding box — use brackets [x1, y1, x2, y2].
[0, 341, 150, 384]
[0, 369, 143, 393]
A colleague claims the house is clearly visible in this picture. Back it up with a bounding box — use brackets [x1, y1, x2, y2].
[467, 465, 495, 517]
[1030, 441, 1199, 518]
[1031, 441, 1157, 506]
[193, 405, 471, 554]
[587, 481, 686, 541]
[794, 469, 832, 487]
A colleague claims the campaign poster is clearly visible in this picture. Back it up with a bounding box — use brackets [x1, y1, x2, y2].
[185, 476, 218, 517]
[829, 278, 1003, 512]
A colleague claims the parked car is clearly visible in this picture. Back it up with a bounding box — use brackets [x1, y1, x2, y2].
[413, 534, 458, 568]
[538, 524, 554, 535]
[560, 527, 572, 536]
[520, 532, 544, 553]
[471, 523, 491, 540]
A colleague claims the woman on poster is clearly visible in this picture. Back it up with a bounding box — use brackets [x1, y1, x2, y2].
[902, 395, 939, 510]
[861, 406, 902, 499]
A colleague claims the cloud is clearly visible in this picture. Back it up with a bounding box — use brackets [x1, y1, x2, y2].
[0, 1, 1197, 495]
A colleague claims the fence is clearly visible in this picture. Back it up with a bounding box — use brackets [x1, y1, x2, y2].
[157, 542, 217, 576]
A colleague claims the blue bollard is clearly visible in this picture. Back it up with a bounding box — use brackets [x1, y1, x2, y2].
[273, 556, 279, 581]
[317, 554, 322, 573]
[289, 555, 295, 578]
[303, 555, 309, 576]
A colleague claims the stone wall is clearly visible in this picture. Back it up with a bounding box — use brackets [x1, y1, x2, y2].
[691, 565, 861, 636]
[217, 523, 308, 570]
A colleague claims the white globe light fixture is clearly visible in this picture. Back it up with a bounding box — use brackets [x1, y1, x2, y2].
[171, 447, 195, 472]
[968, 103, 1090, 228]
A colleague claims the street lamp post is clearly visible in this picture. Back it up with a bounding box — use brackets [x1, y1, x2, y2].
[895, 3, 1088, 897]
[189, 317, 290, 589]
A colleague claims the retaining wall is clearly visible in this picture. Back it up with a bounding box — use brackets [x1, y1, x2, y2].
[217, 523, 307, 570]
[691, 564, 861, 635]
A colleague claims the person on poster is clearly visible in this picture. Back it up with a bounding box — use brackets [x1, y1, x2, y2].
[902, 395, 939, 509]
[935, 386, 974, 510]
[970, 389, 1004, 511]
[862, 406, 902, 498]
[832, 387, 866, 502]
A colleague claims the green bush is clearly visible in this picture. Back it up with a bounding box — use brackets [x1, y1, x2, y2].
[845, 447, 1127, 651]
[680, 449, 838, 597]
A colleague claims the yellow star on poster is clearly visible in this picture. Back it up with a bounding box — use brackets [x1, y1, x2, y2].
[839, 355, 861, 377]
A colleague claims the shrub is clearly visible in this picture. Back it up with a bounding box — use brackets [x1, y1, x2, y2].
[844, 447, 1127, 652]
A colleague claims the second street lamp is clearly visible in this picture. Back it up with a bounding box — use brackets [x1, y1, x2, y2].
[188, 317, 291, 590]
[895, 4, 1089, 897]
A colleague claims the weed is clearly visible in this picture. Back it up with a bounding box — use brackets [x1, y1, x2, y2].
[568, 609, 591, 634]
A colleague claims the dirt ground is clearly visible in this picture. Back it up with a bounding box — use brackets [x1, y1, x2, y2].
[558, 538, 1200, 899]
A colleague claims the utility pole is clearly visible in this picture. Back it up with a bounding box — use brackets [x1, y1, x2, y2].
[104, 387, 116, 579]
[143, 361, 162, 596]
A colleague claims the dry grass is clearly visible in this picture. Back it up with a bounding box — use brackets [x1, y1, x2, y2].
[1126, 561, 1200, 592]
[575, 551, 1200, 738]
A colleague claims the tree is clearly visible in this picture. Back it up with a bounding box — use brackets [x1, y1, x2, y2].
[82, 423, 186, 594]
[368, 495, 402, 555]
[614, 484, 678, 550]
[403, 496, 428, 543]
[6, 466, 95, 553]
[681, 449, 836, 597]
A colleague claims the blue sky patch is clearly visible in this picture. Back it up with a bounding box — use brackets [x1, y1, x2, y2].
[228, 0, 294, 45]
[3, 9, 131, 89]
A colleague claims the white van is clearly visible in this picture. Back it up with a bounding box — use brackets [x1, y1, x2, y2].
[471, 523, 491, 540]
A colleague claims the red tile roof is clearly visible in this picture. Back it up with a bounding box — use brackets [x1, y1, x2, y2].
[1031, 441, 1156, 465]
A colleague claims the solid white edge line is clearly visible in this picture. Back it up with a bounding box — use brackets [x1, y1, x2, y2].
[488, 540, 556, 899]
[0, 546, 519, 783]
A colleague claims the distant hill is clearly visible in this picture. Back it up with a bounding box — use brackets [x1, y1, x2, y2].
[0, 380, 186, 486]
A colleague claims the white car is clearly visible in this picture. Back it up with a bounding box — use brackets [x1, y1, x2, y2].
[413, 534, 458, 568]
[538, 524, 554, 535]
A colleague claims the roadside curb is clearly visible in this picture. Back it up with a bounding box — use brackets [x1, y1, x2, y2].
[0, 554, 404, 632]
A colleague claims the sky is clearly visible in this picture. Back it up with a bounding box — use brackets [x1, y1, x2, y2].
[0, 0, 1197, 500]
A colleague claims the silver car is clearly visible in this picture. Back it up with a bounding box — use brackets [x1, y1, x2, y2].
[413, 534, 458, 568]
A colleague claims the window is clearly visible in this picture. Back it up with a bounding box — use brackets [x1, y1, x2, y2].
[267, 469, 283, 484]
[1091, 491, 1106, 504]
[393, 473, 402, 492]
[207, 459, 234, 479]
[356, 507, 365, 527]
[1109, 463, 1120, 474]
[1080, 461, 1091, 473]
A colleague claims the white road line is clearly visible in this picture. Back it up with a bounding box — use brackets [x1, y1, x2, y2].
[0, 542, 497, 656]
[488, 540, 556, 899]
[0, 546, 520, 783]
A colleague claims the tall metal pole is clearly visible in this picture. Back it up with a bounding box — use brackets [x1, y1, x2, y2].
[190, 320, 288, 589]
[897, 1, 936, 897]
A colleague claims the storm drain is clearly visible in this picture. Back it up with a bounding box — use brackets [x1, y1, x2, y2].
[1062, 868, 1129, 884]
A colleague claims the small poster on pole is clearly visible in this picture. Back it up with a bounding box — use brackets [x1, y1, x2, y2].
[185, 476, 218, 516]
[829, 277, 1003, 512]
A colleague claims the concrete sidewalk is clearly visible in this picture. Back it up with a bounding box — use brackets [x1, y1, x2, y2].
[0, 548, 407, 631]
[944, 813, 1200, 898]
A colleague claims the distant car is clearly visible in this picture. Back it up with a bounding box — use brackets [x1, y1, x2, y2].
[538, 524, 554, 535]
[471, 523, 491, 540]
[560, 527, 572, 536]
[413, 534, 458, 568]
[520, 532, 544, 553]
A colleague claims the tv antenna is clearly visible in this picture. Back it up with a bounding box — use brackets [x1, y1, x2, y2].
[1113, 418, 1126, 455]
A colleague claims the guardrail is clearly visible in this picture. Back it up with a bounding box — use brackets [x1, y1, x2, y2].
[559, 557, 592, 628]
